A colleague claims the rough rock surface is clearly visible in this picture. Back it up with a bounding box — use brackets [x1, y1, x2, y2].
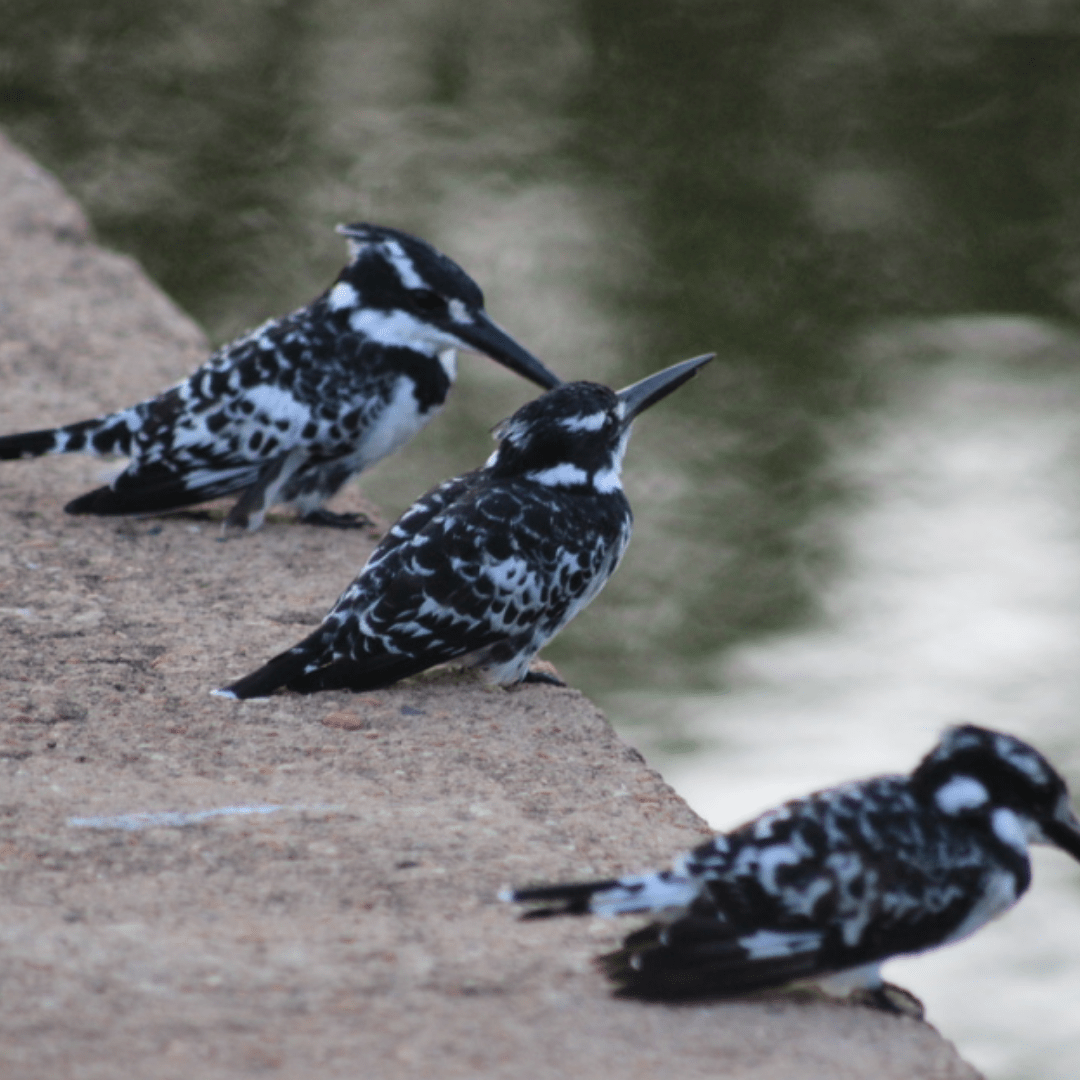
[0, 131, 981, 1080]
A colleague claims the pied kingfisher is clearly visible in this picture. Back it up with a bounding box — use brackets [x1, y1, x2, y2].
[0, 223, 561, 531]
[505, 724, 1080, 1015]
[214, 353, 714, 698]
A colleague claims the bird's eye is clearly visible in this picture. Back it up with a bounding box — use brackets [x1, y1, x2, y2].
[409, 289, 447, 315]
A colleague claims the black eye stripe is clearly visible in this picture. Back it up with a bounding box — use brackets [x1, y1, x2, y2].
[409, 289, 447, 314]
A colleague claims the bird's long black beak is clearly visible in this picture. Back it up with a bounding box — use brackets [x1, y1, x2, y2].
[616, 353, 715, 423]
[1044, 806, 1080, 861]
[454, 312, 562, 391]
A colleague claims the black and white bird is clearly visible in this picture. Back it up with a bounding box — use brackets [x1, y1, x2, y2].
[505, 724, 1080, 1014]
[0, 223, 561, 531]
[214, 352, 713, 699]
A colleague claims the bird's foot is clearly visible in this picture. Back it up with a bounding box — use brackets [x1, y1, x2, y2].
[520, 668, 566, 687]
[299, 508, 372, 529]
[168, 509, 218, 522]
[850, 983, 925, 1019]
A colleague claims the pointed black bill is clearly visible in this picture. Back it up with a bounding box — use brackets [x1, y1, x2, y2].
[616, 353, 715, 423]
[453, 311, 562, 391]
[1045, 809, 1080, 861]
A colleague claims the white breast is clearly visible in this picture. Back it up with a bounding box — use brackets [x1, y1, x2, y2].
[352, 376, 442, 471]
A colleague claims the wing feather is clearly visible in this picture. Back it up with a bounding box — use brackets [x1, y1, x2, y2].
[65, 461, 260, 516]
[601, 918, 826, 1000]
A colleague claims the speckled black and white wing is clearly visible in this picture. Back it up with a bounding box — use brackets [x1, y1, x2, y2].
[218, 471, 632, 698]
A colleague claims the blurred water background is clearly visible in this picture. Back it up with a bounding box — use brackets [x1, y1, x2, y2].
[4, 3, 1080, 1076]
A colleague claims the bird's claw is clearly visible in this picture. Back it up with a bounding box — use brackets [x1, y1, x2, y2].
[851, 983, 925, 1019]
[521, 669, 566, 687]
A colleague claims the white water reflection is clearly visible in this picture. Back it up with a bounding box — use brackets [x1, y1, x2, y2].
[620, 317, 1080, 1080]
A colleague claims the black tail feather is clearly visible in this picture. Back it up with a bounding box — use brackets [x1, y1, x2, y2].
[0, 427, 64, 460]
[508, 879, 623, 918]
[0, 417, 136, 461]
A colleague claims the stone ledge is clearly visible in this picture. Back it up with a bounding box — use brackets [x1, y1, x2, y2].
[0, 130, 980, 1080]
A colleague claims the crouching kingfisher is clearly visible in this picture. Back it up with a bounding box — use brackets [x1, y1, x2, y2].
[504, 724, 1080, 1017]
[0, 224, 561, 531]
[214, 352, 714, 698]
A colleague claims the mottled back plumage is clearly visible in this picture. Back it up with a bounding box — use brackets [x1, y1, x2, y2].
[0, 224, 560, 530]
[215, 354, 714, 698]
[506, 724, 1080, 1012]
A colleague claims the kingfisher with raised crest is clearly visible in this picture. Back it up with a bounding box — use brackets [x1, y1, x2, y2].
[0, 224, 561, 531]
[214, 352, 713, 699]
[505, 724, 1080, 1015]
